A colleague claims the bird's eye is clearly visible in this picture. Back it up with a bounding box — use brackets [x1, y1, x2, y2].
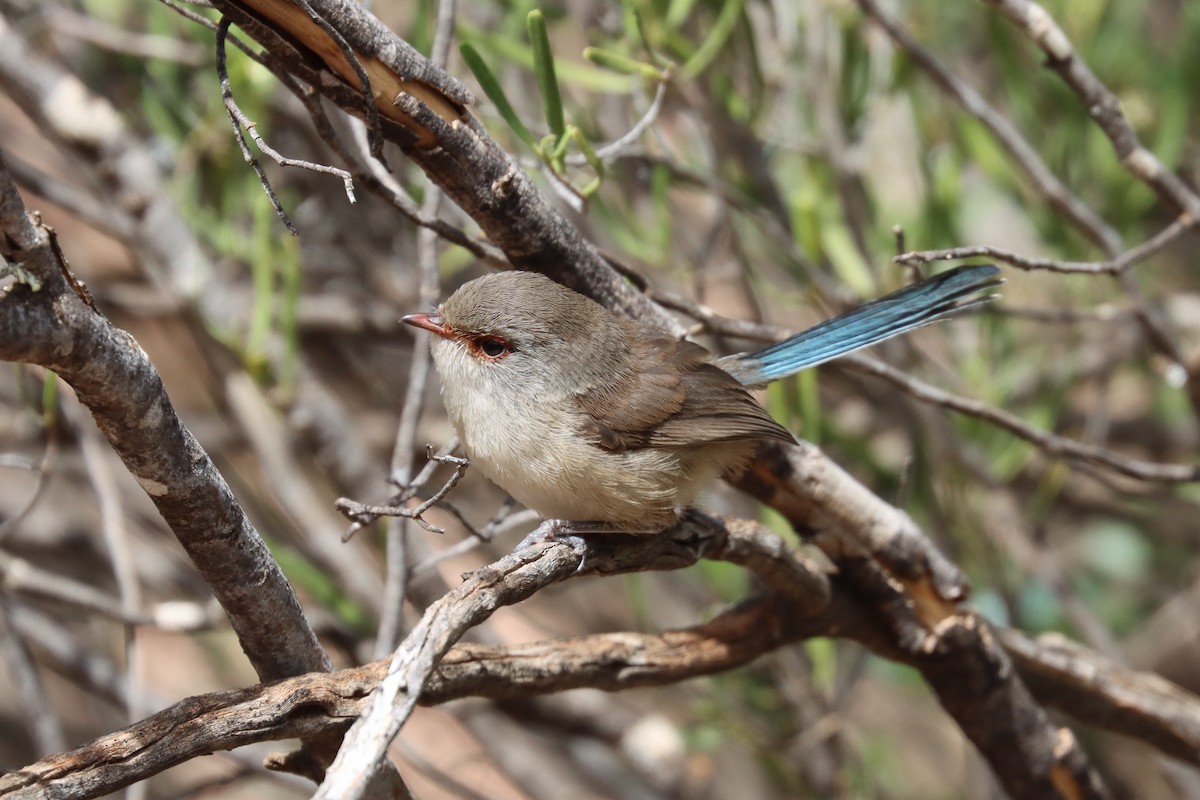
[475, 335, 512, 360]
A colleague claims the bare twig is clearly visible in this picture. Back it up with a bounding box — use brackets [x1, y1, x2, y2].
[73, 403, 146, 728]
[896, 215, 1198, 274]
[216, 16, 355, 235]
[375, 4, 455, 652]
[0, 553, 146, 626]
[0, 395, 57, 546]
[410, 506, 540, 577]
[223, 372, 385, 614]
[843, 353, 1200, 483]
[313, 534, 588, 800]
[336, 447, 470, 536]
[983, 0, 1200, 219]
[0, 596, 66, 755]
[855, 0, 1123, 255]
[563, 78, 669, 166]
[154, 0, 278, 66]
[46, 7, 207, 65]
[290, 0, 386, 161]
[648, 287, 1199, 484]
[0, 151, 331, 684]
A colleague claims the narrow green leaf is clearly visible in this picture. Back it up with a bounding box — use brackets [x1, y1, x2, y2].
[246, 196, 274, 379]
[548, 128, 572, 172]
[459, 42, 535, 146]
[665, 0, 699, 30]
[680, 0, 746, 80]
[577, 176, 602, 197]
[277, 234, 301, 393]
[583, 46, 664, 80]
[459, 22, 631, 93]
[527, 10, 565, 137]
[629, 9, 672, 68]
[571, 126, 605, 178]
[651, 163, 671, 263]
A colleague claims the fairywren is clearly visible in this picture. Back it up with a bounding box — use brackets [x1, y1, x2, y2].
[403, 266, 1000, 529]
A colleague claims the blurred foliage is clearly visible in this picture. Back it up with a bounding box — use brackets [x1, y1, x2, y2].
[444, 1, 1198, 793]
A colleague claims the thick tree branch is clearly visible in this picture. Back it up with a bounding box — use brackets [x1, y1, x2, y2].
[0, 153, 328, 681]
[202, 0, 681, 333]
[0, 153, 416, 797]
[11, 524, 1189, 799]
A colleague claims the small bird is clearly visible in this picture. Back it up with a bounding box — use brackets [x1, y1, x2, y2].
[403, 266, 1000, 531]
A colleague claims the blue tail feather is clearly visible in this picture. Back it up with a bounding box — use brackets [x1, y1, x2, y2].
[723, 265, 1001, 386]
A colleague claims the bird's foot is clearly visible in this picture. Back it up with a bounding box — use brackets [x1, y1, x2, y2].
[516, 519, 669, 574]
[516, 518, 663, 549]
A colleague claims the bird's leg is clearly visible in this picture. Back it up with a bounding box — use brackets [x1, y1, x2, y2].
[516, 519, 635, 549]
[515, 518, 673, 573]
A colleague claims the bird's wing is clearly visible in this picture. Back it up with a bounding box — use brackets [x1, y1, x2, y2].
[573, 335, 794, 453]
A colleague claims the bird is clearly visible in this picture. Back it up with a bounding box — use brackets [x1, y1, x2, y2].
[403, 265, 1001, 531]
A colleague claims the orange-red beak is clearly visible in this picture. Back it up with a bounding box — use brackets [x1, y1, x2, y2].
[401, 312, 455, 340]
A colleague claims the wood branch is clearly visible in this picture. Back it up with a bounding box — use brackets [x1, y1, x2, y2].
[1002, 629, 1200, 766]
[0, 153, 411, 798]
[6, 526, 1193, 799]
[181, 3, 1120, 796]
[0, 155, 329, 683]
[204, 0, 682, 333]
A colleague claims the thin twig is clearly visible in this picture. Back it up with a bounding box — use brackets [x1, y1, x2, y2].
[0, 398, 57, 546]
[563, 78, 669, 166]
[155, 0, 261, 61]
[855, 0, 1123, 256]
[895, 216, 1198, 274]
[291, 0, 386, 162]
[844, 353, 1200, 482]
[0, 553, 148, 626]
[0, 596, 66, 754]
[376, 10, 453, 646]
[410, 506, 540, 577]
[334, 435, 459, 539]
[216, 17, 355, 235]
[47, 7, 207, 65]
[261, 53, 504, 265]
[983, 0, 1200, 219]
[972, 0, 1197, 384]
[74, 409, 148, 800]
[337, 447, 470, 536]
[649, 288, 1198, 483]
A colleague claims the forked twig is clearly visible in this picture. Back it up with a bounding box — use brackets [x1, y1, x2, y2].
[336, 446, 470, 537]
[215, 16, 355, 235]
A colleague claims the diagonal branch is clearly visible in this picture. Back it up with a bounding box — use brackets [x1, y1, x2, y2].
[9, 521, 1179, 799]
[201, 0, 680, 332]
[0, 153, 329, 682]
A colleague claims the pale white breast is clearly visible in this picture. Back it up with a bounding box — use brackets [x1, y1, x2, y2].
[432, 337, 695, 526]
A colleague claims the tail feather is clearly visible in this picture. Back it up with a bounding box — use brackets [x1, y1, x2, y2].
[723, 265, 1001, 386]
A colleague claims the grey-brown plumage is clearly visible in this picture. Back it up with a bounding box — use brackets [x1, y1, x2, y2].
[405, 271, 791, 528]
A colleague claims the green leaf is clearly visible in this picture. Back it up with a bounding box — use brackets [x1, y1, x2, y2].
[570, 125, 605, 179]
[459, 42, 536, 146]
[527, 10, 565, 137]
[41, 370, 58, 426]
[665, 0, 699, 30]
[583, 46, 665, 80]
[680, 0, 747, 80]
[459, 22, 632, 93]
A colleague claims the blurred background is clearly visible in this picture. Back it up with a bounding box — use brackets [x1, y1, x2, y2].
[1, 0, 1198, 796]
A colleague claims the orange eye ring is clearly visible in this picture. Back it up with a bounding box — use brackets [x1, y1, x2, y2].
[471, 335, 513, 360]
